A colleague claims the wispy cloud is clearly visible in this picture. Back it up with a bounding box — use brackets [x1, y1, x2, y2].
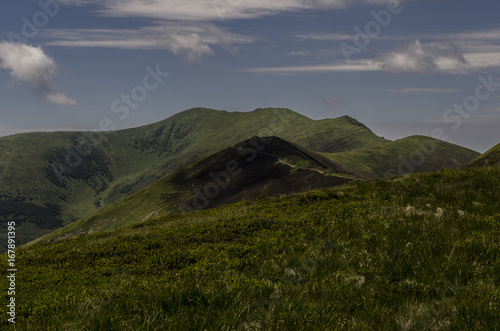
[59, 0, 306, 21]
[307, 0, 406, 9]
[298, 28, 500, 44]
[436, 28, 500, 43]
[43, 23, 254, 62]
[295, 32, 408, 42]
[0, 42, 76, 106]
[243, 37, 500, 75]
[295, 33, 355, 41]
[294, 28, 500, 72]
[323, 96, 350, 109]
[288, 48, 342, 61]
[386, 88, 463, 94]
[57, 0, 409, 21]
[238, 60, 381, 73]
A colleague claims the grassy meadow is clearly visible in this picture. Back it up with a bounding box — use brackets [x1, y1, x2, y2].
[2, 165, 499, 329]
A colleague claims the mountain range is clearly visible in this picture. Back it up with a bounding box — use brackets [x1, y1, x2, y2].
[0, 108, 482, 249]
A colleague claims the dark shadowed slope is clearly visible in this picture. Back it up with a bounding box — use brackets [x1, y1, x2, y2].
[32, 136, 356, 243]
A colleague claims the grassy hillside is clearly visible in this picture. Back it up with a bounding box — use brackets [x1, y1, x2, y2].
[2, 166, 499, 329]
[468, 142, 500, 168]
[0, 132, 114, 248]
[32, 136, 356, 243]
[325, 135, 480, 178]
[0, 108, 385, 249]
[0, 108, 480, 250]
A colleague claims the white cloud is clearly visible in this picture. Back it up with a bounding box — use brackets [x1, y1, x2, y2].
[0, 42, 56, 94]
[45, 92, 77, 106]
[378, 39, 469, 74]
[43, 23, 254, 62]
[378, 38, 500, 73]
[0, 42, 76, 106]
[427, 29, 500, 71]
[386, 88, 462, 94]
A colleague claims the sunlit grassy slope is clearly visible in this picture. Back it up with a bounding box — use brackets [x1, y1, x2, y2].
[468, 142, 500, 168]
[325, 135, 479, 178]
[2, 165, 499, 329]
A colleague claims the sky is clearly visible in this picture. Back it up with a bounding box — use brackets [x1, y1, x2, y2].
[0, 0, 499, 152]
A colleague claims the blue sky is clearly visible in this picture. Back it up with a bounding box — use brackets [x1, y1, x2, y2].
[0, 0, 499, 152]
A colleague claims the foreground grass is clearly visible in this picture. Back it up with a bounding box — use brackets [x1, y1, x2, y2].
[2, 167, 500, 330]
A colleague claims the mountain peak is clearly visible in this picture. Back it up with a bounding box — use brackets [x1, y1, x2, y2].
[336, 115, 372, 132]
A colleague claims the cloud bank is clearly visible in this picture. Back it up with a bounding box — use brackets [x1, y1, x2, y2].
[0, 42, 76, 105]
